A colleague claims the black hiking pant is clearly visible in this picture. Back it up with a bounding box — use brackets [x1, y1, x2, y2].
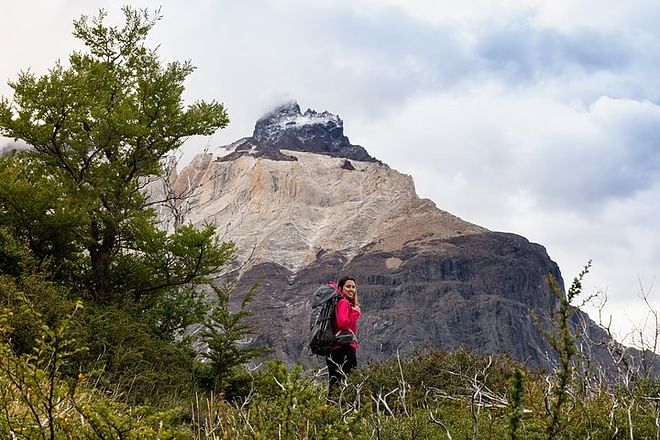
[326, 345, 357, 394]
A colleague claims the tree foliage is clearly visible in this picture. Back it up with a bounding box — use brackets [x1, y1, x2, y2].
[543, 261, 591, 439]
[198, 283, 268, 400]
[0, 6, 230, 304]
[0, 6, 253, 404]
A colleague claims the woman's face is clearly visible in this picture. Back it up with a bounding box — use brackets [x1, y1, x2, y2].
[342, 279, 357, 301]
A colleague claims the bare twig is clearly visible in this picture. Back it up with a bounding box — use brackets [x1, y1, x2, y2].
[429, 409, 453, 440]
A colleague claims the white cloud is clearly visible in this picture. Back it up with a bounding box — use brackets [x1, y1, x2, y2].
[357, 89, 660, 209]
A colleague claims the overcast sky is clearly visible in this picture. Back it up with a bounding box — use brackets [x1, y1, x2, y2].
[2, 0, 659, 345]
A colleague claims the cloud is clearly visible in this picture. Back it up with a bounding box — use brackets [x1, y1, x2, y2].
[475, 24, 632, 82]
[0, 138, 29, 154]
[521, 96, 660, 209]
[355, 89, 660, 213]
[164, 0, 471, 121]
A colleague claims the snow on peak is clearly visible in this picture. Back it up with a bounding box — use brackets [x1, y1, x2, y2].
[255, 101, 342, 133]
[223, 101, 379, 163]
[294, 109, 341, 127]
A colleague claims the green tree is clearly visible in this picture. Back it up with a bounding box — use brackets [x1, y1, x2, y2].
[0, 6, 230, 305]
[508, 368, 525, 440]
[199, 283, 268, 400]
[0, 156, 87, 283]
[0, 7, 241, 402]
[542, 261, 591, 440]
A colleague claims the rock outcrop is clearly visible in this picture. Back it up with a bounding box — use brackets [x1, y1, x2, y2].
[215, 101, 377, 163]
[161, 102, 620, 372]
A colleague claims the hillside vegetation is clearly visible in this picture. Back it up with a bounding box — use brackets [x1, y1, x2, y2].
[0, 7, 658, 439]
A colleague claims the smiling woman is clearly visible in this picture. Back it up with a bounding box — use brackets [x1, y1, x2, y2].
[326, 275, 361, 397]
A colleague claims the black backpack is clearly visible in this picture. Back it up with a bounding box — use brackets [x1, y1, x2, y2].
[309, 284, 340, 356]
[309, 283, 357, 356]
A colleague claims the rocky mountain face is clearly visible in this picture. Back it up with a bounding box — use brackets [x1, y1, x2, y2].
[159, 102, 621, 372]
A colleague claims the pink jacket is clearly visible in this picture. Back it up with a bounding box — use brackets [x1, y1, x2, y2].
[333, 296, 360, 351]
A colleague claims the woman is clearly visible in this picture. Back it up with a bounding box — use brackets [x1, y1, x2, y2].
[327, 275, 361, 393]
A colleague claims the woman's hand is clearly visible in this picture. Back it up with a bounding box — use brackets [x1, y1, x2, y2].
[352, 292, 360, 313]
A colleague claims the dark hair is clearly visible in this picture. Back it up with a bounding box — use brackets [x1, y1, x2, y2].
[337, 275, 356, 290]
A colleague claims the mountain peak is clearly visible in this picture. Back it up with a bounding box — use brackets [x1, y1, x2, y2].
[253, 101, 342, 140]
[225, 101, 378, 163]
[255, 100, 303, 125]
